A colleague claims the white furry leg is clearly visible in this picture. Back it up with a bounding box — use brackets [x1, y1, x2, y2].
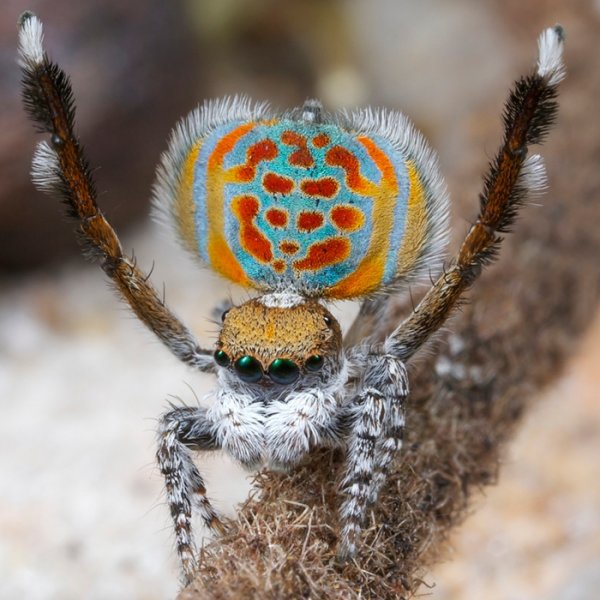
[157, 406, 224, 585]
[338, 354, 408, 560]
[338, 387, 387, 561]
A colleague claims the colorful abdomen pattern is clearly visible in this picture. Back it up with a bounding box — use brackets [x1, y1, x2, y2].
[169, 113, 442, 300]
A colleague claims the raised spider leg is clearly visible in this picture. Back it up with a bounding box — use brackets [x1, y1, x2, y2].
[386, 26, 565, 362]
[157, 405, 225, 585]
[18, 13, 214, 372]
[338, 352, 408, 561]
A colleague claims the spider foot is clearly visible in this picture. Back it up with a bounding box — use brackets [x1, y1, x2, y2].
[206, 512, 230, 536]
[336, 521, 361, 563]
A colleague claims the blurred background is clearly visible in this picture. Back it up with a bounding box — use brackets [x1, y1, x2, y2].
[1, 0, 599, 598]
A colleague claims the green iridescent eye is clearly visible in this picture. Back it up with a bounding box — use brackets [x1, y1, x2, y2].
[268, 358, 300, 385]
[305, 354, 324, 372]
[214, 349, 230, 367]
[234, 355, 263, 383]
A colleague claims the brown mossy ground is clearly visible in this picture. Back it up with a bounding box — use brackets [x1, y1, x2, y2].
[179, 3, 600, 598]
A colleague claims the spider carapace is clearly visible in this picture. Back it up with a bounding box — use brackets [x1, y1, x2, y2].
[19, 11, 564, 586]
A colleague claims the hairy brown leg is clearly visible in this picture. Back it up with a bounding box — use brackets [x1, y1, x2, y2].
[18, 13, 214, 371]
[386, 26, 565, 361]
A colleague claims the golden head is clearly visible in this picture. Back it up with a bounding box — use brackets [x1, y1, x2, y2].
[214, 292, 342, 385]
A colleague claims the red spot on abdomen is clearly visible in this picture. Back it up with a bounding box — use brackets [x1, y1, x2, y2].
[300, 177, 339, 199]
[293, 238, 350, 271]
[234, 194, 259, 220]
[266, 208, 288, 228]
[273, 259, 286, 273]
[280, 241, 300, 254]
[281, 131, 314, 168]
[249, 139, 278, 163]
[234, 139, 278, 182]
[263, 172, 294, 194]
[232, 195, 273, 263]
[325, 146, 362, 189]
[297, 211, 325, 232]
[330, 205, 365, 231]
[312, 133, 330, 148]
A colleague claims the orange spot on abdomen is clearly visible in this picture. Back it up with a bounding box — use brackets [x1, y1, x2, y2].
[312, 133, 330, 148]
[249, 139, 278, 163]
[232, 195, 273, 263]
[266, 208, 288, 228]
[263, 172, 294, 194]
[272, 259, 286, 273]
[234, 194, 259, 220]
[325, 146, 362, 189]
[232, 139, 278, 182]
[293, 238, 350, 271]
[281, 131, 314, 168]
[330, 205, 365, 231]
[300, 178, 339, 198]
[280, 241, 300, 254]
[297, 211, 325, 232]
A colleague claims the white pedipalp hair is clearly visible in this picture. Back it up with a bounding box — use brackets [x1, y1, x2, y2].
[17, 12, 45, 69]
[536, 25, 566, 86]
[31, 141, 61, 193]
[519, 153, 547, 198]
[339, 106, 450, 289]
[151, 96, 272, 247]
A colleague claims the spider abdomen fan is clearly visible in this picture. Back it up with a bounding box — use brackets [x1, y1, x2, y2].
[153, 99, 449, 299]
